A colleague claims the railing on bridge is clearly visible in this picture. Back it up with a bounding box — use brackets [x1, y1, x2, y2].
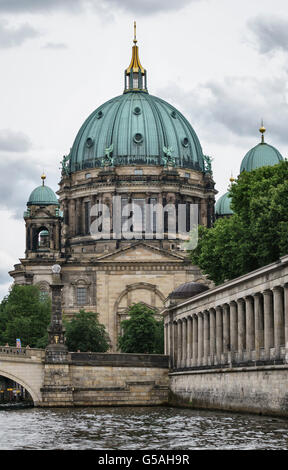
[0, 346, 45, 360]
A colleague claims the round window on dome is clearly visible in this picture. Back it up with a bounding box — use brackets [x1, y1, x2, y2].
[133, 133, 143, 144]
[171, 111, 177, 119]
[86, 137, 94, 148]
[96, 111, 103, 119]
[133, 107, 141, 115]
[182, 137, 189, 148]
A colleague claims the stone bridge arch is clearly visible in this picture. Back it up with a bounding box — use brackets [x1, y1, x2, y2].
[0, 368, 41, 405]
[0, 349, 44, 405]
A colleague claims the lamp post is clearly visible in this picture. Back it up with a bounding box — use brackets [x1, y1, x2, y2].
[46, 264, 68, 362]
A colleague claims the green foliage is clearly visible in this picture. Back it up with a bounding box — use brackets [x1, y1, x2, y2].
[118, 303, 164, 354]
[0, 284, 51, 347]
[190, 161, 288, 285]
[64, 310, 110, 352]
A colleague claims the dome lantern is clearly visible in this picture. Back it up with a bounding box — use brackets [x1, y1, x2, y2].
[124, 22, 147, 93]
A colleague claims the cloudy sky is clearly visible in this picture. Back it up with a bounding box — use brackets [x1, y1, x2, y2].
[0, 0, 288, 299]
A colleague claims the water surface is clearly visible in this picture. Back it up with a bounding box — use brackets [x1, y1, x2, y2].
[0, 406, 287, 450]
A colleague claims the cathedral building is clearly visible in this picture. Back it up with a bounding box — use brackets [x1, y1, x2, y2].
[9, 27, 217, 350]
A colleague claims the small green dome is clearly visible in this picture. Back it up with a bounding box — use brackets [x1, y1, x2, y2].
[27, 184, 59, 206]
[215, 192, 233, 216]
[240, 142, 283, 173]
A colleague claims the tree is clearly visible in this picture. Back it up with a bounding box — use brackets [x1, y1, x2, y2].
[118, 303, 164, 354]
[0, 284, 51, 347]
[64, 310, 110, 352]
[190, 161, 288, 285]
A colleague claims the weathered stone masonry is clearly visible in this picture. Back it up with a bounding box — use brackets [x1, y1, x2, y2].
[163, 255, 288, 416]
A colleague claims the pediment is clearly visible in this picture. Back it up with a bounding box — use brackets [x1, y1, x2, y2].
[97, 242, 185, 263]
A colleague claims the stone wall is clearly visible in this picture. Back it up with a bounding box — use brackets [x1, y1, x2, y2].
[169, 365, 288, 417]
[40, 353, 169, 407]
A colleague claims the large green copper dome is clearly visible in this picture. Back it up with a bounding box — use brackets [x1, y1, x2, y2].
[215, 192, 233, 217]
[66, 33, 205, 174]
[68, 92, 205, 173]
[240, 127, 283, 173]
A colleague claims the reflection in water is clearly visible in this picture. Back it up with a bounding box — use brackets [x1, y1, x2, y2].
[0, 406, 288, 450]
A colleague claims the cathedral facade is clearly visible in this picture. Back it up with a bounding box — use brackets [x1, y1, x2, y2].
[9, 29, 216, 350]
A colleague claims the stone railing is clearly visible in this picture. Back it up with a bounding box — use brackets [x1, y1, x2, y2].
[0, 346, 45, 360]
[163, 255, 288, 370]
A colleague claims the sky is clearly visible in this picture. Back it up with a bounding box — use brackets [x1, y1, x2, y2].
[0, 0, 288, 299]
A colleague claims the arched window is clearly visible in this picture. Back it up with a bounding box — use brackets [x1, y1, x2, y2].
[37, 228, 50, 250]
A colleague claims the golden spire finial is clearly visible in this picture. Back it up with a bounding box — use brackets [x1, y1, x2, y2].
[134, 20, 137, 45]
[41, 172, 46, 186]
[229, 173, 235, 184]
[259, 119, 266, 143]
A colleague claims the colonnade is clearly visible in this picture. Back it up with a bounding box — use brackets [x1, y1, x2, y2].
[165, 284, 288, 369]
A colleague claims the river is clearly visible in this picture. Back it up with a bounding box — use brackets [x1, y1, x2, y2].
[0, 406, 288, 450]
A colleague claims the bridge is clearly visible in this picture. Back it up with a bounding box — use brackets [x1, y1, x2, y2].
[0, 347, 169, 406]
[0, 346, 44, 404]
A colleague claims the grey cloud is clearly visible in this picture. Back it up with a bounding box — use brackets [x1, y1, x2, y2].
[101, 0, 197, 14]
[0, 19, 39, 48]
[0, 129, 32, 152]
[0, 0, 85, 13]
[248, 16, 288, 54]
[42, 42, 68, 50]
[0, 0, 198, 15]
[0, 157, 41, 218]
[157, 74, 288, 148]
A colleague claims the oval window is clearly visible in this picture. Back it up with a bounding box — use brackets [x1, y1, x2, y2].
[86, 137, 94, 148]
[171, 111, 177, 119]
[182, 137, 189, 148]
[133, 133, 143, 144]
[133, 107, 141, 115]
[96, 110, 103, 119]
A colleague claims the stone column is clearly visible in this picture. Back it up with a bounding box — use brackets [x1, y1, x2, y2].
[209, 308, 216, 365]
[237, 299, 245, 361]
[223, 304, 230, 356]
[245, 296, 255, 358]
[285, 284, 288, 351]
[197, 313, 203, 366]
[186, 316, 192, 367]
[69, 199, 76, 237]
[192, 315, 198, 366]
[254, 293, 264, 361]
[164, 322, 169, 356]
[273, 286, 284, 358]
[263, 289, 274, 359]
[229, 301, 238, 357]
[203, 310, 210, 366]
[177, 321, 182, 368]
[182, 318, 187, 368]
[215, 306, 223, 364]
[173, 321, 178, 369]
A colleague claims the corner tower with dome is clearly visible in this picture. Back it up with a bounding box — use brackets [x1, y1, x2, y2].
[215, 124, 284, 219]
[10, 27, 216, 349]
